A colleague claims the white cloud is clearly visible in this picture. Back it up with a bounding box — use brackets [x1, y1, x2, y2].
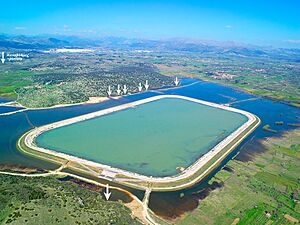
[63, 25, 71, 32]
[225, 25, 233, 29]
[80, 29, 97, 34]
[15, 26, 27, 30]
[286, 40, 300, 44]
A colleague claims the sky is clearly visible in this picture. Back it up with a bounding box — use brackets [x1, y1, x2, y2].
[0, 0, 299, 48]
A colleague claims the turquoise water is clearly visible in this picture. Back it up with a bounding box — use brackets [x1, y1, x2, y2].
[36, 98, 248, 177]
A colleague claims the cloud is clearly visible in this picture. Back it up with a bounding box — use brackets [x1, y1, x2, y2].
[285, 40, 300, 44]
[225, 25, 233, 29]
[80, 29, 97, 34]
[63, 25, 71, 32]
[15, 26, 27, 30]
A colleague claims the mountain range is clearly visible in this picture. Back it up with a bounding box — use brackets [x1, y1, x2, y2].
[0, 34, 299, 61]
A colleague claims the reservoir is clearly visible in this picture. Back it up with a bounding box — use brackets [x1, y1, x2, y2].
[1, 78, 299, 219]
[35, 96, 248, 177]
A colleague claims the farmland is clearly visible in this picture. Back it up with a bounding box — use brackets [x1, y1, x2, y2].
[0, 50, 173, 108]
[1, 42, 300, 108]
[153, 53, 300, 107]
[0, 45, 299, 108]
[176, 129, 300, 225]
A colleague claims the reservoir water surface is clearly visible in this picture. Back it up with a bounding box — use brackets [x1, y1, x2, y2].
[36, 97, 248, 177]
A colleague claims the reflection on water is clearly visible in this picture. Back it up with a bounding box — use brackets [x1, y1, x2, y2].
[61, 168, 145, 201]
[56, 175, 133, 204]
[234, 137, 268, 162]
[69, 177, 133, 204]
[0, 106, 24, 114]
[149, 181, 223, 220]
[0, 98, 15, 104]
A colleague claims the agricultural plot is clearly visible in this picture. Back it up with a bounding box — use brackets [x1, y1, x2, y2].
[176, 129, 300, 225]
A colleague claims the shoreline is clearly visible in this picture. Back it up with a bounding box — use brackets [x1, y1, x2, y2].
[0, 96, 120, 116]
[19, 94, 260, 191]
[193, 76, 300, 108]
[0, 96, 115, 110]
[1, 76, 298, 115]
[0, 80, 196, 112]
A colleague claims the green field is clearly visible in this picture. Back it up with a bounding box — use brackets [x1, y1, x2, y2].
[36, 97, 248, 177]
[1, 49, 299, 107]
[175, 129, 300, 225]
[155, 54, 300, 107]
[0, 51, 173, 107]
[0, 70, 36, 98]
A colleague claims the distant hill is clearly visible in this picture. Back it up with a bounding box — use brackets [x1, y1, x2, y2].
[0, 34, 299, 61]
[0, 35, 70, 49]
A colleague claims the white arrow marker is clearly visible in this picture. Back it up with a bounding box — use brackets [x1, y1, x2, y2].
[1, 52, 5, 64]
[123, 85, 128, 94]
[138, 83, 143, 92]
[116, 84, 121, 95]
[107, 86, 112, 97]
[144, 80, 149, 91]
[174, 77, 179, 86]
[104, 184, 111, 201]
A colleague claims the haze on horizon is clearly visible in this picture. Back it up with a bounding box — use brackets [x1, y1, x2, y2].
[0, 0, 299, 48]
